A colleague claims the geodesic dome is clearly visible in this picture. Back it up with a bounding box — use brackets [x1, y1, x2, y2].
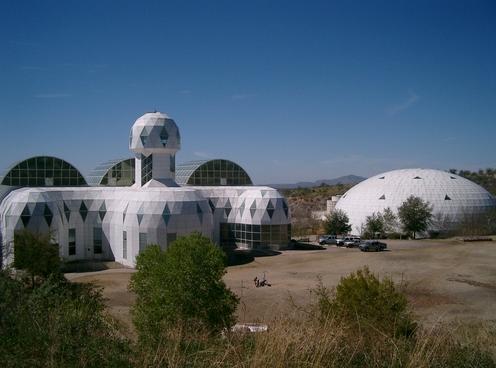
[335, 168, 496, 234]
[129, 112, 181, 155]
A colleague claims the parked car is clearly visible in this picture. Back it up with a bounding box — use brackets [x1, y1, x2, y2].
[344, 237, 361, 248]
[359, 240, 387, 252]
[318, 235, 337, 245]
[336, 236, 361, 247]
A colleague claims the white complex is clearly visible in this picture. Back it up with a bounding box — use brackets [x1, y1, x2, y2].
[335, 168, 496, 234]
[0, 112, 291, 268]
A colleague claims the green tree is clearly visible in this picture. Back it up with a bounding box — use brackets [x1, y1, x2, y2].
[382, 207, 398, 234]
[130, 233, 239, 344]
[398, 196, 433, 239]
[13, 229, 60, 287]
[363, 212, 384, 238]
[323, 209, 352, 235]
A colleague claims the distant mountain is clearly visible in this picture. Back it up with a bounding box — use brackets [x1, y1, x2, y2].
[264, 175, 366, 189]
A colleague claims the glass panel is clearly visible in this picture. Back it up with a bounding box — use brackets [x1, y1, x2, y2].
[68, 228, 76, 256]
[93, 227, 102, 254]
[1, 156, 87, 187]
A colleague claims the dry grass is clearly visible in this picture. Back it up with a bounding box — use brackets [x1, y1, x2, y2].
[133, 313, 496, 368]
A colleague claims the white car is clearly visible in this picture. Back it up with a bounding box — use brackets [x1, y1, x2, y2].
[344, 237, 361, 248]
[337, 236, 361, 247]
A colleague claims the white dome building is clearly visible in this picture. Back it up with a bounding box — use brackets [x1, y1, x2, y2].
[335, 168, 496, 234]
[0, 111, 292, 268]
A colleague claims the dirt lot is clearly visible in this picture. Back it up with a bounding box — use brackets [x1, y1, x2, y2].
[66, 239, 496, 334]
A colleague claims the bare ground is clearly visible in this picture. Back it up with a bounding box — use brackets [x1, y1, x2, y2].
[66, 239, 496, 335]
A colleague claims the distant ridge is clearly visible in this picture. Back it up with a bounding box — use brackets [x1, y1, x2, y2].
[263, 175, 366, 189]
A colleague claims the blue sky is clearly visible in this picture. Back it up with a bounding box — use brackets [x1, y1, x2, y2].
[1, 0, 495, 184]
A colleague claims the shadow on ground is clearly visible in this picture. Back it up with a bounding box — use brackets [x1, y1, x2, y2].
[62, 260, 125, 273]
[226, 249, 282, 266]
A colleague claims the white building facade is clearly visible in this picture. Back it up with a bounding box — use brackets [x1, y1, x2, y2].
[0, 112, 291, 268]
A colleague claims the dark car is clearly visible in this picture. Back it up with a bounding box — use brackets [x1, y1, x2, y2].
[359, 240, 387, 252]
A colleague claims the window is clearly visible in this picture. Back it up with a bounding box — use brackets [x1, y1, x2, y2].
[160, 126, 169, 146]
[79, 201, 88, 222]
[444, 195, 451, 200]
[141, 154, 153, 185]
[170, 155, 175, 172]
[68, 229, 76, 256]
[220, 222, 291, 249]
[0, 156, 86, 187]
[123, 231, 127, 259]
[94, 227, 102, 254]
[139, 233, 147, 253]
[379, 194, 386, 200]
[180, 159, 252, 186]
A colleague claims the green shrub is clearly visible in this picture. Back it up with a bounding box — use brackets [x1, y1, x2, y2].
[315, 267, 417, 338]
[13, 229, 60, 287]
[0, 272, 131, 368]
[130, 233, 239, 346]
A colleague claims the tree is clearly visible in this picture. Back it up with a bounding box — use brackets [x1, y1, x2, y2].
[363, 212, 384, 239]
[382, 207, 398, 234]
[397, 196, 433, 239]
[323, 209, 351, 235]
[129, 233, 239, 343]
[13, 229, 60, 287]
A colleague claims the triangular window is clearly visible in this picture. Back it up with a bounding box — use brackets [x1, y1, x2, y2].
[379, 176, 385, 179]
[445, 195, 451, 200]
[450, 176, 457, 179]
[99, 202, 107, 221]
[250, 201, 257, 218]
[21, 206, 31, 227]
[137, 204, 144, 225]
[208, 199, 216, 213]
[44, 204, 53, 227]
[266, 201, 275, 219]
[162, 204, 171, 225]
[63, 201, 71, 222]
[413, 176, 422, 179]
[283, 201, 289, 218]
[225, 199, 232, 217]
[79, 202, 88, 222]
[160, 126, 169, 146]
[379, 194, 386, 200]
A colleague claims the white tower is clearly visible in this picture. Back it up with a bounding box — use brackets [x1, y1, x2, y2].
[129, 112, 181, 187]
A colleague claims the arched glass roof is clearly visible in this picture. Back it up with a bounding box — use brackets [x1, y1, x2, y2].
[176, 159, 253, 186]
[0, 156, 87, 187]
[87, 158, 135, 186]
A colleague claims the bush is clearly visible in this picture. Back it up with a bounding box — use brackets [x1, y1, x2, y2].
[13, 229, 60, 287]
[130, 233, 239, 345]
[315, 267, 417, 338]
[0, 271, 131, 367]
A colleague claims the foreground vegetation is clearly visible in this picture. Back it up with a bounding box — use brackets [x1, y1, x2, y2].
[2, 231, 495, 367]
